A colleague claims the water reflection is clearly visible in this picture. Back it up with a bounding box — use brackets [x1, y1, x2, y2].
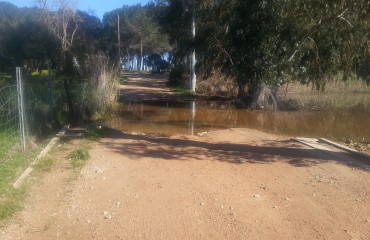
[105, 100, 370, 142]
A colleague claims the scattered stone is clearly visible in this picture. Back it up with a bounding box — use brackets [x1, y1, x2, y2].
[197, 132, 209, 137]
[103, 211, 112, 219]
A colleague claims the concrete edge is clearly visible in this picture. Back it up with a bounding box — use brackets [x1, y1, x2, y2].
[319, 138, 370, 161]
[291, 137, 369, 163]
[12, 125, 70, 189]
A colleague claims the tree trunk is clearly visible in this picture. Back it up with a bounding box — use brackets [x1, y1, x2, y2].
[63, 78, 76, 123]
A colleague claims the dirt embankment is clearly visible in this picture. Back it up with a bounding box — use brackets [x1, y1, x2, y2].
[2, 74, 369, 240]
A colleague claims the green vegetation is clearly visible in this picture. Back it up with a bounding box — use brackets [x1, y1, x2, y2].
[68, 147, 90, 169]
[84, 125, 106, 141]
[156, 0, 369, 107]
[0, 73, 12, 86]
[171, 87, 195, 97]
[0, 146, 41, 222]
[33, 157, 55, 172]
[0, 0, 369, 112]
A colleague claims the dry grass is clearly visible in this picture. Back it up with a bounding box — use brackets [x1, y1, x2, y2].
[197, 71, 238, 98]
[278, 80, 370, 111]
[80, 55, 120, 116]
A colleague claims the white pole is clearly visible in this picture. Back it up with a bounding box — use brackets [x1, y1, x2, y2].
[190, 0, 196, 93]
[16, 67, 26, 151]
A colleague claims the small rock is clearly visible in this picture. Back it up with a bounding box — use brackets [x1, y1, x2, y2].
[366, 219, 369, 223]
[285, 198, 290, 201]
[102, 177, 106, 180]
[273, 206, 277, 209]
[253, 194, 261, 198]
[200, 202, 205, 206]
[86, 220, 91, 224]
[312, 194, 316, 197]
[230, 207, 234, 210]
[103, 211, 112, 219]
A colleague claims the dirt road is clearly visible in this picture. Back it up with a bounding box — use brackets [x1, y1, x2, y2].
[2, 74, 370, 239]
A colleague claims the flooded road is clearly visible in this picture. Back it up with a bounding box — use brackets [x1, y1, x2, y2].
[106, 100, 370, 143]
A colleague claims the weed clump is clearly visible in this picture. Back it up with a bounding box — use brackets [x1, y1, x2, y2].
[68, 147, 90, 169]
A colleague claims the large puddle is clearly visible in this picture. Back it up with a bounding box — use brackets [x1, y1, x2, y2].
[105, 100, 370, 142]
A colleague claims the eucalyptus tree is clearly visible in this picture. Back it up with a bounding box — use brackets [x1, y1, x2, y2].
[196, 0, 370, 107]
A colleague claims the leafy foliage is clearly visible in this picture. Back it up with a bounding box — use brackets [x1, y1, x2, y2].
[156, 0, 370, 106]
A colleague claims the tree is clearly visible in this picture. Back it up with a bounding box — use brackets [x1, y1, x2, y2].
[37, 0, 81, 121]
[37, 0, 80, 74]
[71, 10, 103, 76]
[194, 0, 370, 107]
[154, 0, 197, 90]
[102, 4, 171, 71]
[5, 20, 59, 72]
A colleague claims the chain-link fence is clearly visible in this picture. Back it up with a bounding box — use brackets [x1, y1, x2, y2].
[0, 67, 72, 165]
[0, 84, 20, 163]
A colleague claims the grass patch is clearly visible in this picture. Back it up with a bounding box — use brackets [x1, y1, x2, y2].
[171, 87, 195, 97]
[33, 157, 55, 172]
[0, 72, 12, 86]
[279, 80, 370, 111]
[68, 147, 90, 169]
[0, 187, 26, 222]
[0, 146, 41, 223]
[84, 125, 105, 141]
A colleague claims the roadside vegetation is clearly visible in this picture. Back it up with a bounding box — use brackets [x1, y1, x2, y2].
[0, 0, 369, 224]
[69, 146, 90, 170]
[0, 146, 42, 223]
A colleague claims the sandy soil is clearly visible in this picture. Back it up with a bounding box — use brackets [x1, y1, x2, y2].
[2, 74, 369, 239]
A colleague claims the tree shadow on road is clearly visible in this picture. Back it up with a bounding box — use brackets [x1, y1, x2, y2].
[99, 128, 370, 172]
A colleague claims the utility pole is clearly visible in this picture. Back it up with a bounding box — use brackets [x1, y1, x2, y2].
[117, 14, 121, 68]
[190, 0, 196, 93]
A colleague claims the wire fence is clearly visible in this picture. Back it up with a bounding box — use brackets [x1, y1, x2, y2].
[0, 84, 21, 163]
[0, 67, 31, 165]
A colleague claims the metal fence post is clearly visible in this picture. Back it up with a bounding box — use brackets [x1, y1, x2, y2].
[16, 67, 26, 151]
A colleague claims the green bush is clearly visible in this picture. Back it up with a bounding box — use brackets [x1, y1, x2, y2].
[169, 65, 187, 87]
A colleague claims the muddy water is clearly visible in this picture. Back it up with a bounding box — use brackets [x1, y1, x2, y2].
[105, 100, 370, 142]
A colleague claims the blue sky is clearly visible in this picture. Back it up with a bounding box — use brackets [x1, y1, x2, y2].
[6, 0, 150, 19]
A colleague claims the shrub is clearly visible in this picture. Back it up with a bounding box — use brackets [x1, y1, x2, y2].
[168, 65, 187, 87]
